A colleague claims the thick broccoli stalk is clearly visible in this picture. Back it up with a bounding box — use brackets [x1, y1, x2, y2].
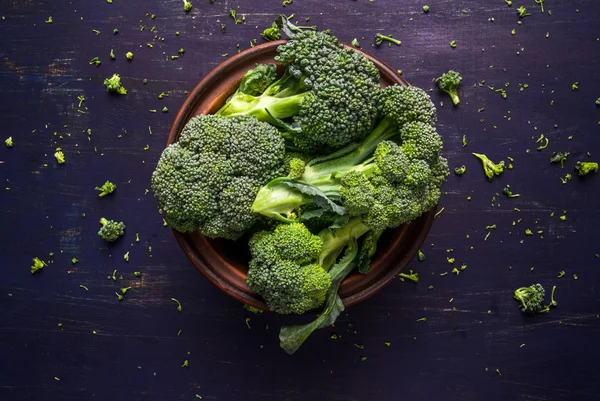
[217, 16, 380, 152]
[252, 85, 447, 228]
[472, 153, 504, 180]
[98, 217, 125, 242]
[151, 115, 286, 240]
[247, 223, 331, 315]
[575, 161, 598, 176]
[436, 70, 462, 106]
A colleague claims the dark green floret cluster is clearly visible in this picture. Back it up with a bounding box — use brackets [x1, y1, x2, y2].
[98, 217, 125, 242]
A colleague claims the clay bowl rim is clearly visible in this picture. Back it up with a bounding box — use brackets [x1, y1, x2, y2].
[166, 40, 437, 312]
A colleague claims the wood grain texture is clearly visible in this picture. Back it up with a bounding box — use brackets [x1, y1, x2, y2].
[0, 0, 599, 400]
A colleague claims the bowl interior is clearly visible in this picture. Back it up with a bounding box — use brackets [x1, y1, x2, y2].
[168, 41, 436, 311]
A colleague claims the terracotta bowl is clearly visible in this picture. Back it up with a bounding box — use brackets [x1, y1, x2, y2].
[167, 40, 436, 311]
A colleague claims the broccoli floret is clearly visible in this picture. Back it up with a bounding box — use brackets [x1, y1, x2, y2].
[596, 98, 600, 106]
[5, 137, 13, 148]
[95, 181, 116, 197]
[514, 284, 545, 313]
[151, 115, 286, 239]
[252, 85, 447, 227]
[31, 257, 46, 274]
[104, 74, 127, 95]
[54, 148, 65, 164]
[247, 223, 331, 314]
[261, 22, 280, 41]
[217, 16, 380, 152]
[454, 165, 466, 175]
[436, 70, 462, 106]
[351, 38, 360, 48]
[575, 161, 598, 176]
[183, 0, 192, 12]
[516, 6, 530, 17]
[125, 52, 134, 60]
[98, 217, 125, 242]
[375, 33, 401, 46]
[472, 153, 504, 180]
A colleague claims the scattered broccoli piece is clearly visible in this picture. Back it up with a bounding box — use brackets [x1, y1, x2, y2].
[125, 52, 134, 60]
[423, 5, 430, 13]
[398, 270, 419, 282]
[575, 161, 598, 176]
[502, 185, 520, 198]
[516, 6, 530, 17]
[514, 284, 545, 314]
[244, 304, 263, 314]
[110, 48, 115, 60]
[375, 33, 401, 46]
[550, 152, 569, 167]
[572, 82, 579, 91]
[54, 148, 65, 164]
[436, 70, 462, 106]
[247, 223, 331, 315]
[103, 74, 127, 95]
[504, 0, 512, 5]
[252, 85, 447, 226]
[417, 249, 426, 261]
[45, 16, 53, 24]
[151, 115, 287, 239]
[454, 165, 466, 175]
[31, 257, 46, 274]
[535, 0, 544, 12]
[449, 40, 457, 48]
[95, 181, 116, 197]
[261, 22, 280, 41]
[351, 38, 360, 48]
[98, 217, 125, 242]
[472, 153, 504, 180]
[183, 0, 192, 12]
[89, 57, 101, 66]
[5, 137, 13, 148]
[217, 16, 381, 152]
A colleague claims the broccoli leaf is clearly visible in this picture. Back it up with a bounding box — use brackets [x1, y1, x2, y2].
[279, 243, 357, 354]
[280, 179, 347, 216]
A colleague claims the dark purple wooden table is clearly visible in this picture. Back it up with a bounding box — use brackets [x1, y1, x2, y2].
[1, 1, 599, 400]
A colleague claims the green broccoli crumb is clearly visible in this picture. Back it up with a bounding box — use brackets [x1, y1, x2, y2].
[134, 271, 141, 277]
[504, 0, 512, 5]
[525, 229, 533, 236]
[375, 33, 401, 46]
[95, 181, 116, 197]
[171, 297, 183, 312]
[502, 185, 520, 198]
[261, 22, 280, 41]
[110, 49, 115, 60]
[449, 40, 457, 48]
[517, 6, 530, 17]
[125, 51, 134, 60]
[31, 257, 46, 274]
[398, 270, 419, 282]
[45, 16, 53, 24]
[54, 148, 65, 164]
[103, 74, 127, 95]
[244, 304, 263, 314]
[417, 249, 426, 261]
[124, 251, 129, 262]
[351, 38, 360, 48]
[454, 165, 466, 175]
[472, 153, 504, 180]
[571, 82, 579, 91]
[423, 5, 430, 13]
[5, 137, 13, 148]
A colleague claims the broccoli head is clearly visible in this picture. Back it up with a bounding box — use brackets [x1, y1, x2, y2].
[151, 114, 286, 239]
[473, 153, 504, 180]
[514, 284, 545, 313]
[217, 17, 380, 153]
[575, 161, 598, 176]
[436, 70, 462, 106]
[98, 217, 125, 242]
[247, 223, 331, 314]
[104, 74, 127, 95]
[252, 84, 447, 228]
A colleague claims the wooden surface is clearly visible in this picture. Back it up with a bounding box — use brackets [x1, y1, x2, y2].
[1, 0, 599, 400]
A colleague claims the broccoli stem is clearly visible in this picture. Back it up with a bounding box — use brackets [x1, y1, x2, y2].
[99, 217, 108, 226]
[319, 217, 371, 270]
[446, 91, 460, 106]
[252, 177, 314, 221]
[217, 91, 307, 121]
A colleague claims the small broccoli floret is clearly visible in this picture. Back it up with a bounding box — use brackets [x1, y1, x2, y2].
[98, 217, 125, 242]
[261, 22, 280, 41]
[5, 137, 13, 148]
[54, 148, 65, 164]
[436, 70, 462, 106]
[217, 16, 380, 152]
[351, 38, 360, 48]
[575, 161, 598, 176]
[183, 0, 192, 12]
[375, 33, 401, 46]
[454, 165, 466, 175]
[596, 98, 600, 106]
[151, 115, 286, 239]
[472, 153, 504, 180]
[104, 74, 127, 95]
[247, 223, 331, 314]
[95, 181, 116, 197]
[125, 52, 134, 60]
[517, 6, 530, 17]
[514, 284, 545, 313]
[31, 257, 46, 274]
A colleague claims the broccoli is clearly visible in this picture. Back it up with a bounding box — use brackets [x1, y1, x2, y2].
[125, 52, 134, 60]
[454, 165, 466, 175]
[95, 181, 116, 197]
[104, 74, 127, 95]
[98, 217, 125, 242]
[550, 152, 569, 168]
[351, 38, 360, 48]
[247, 223, 331, 315]
[31, 257, 46, 274]
[252, 85, 447, 227]
[217, 16, 380, 152]
[596, 98, 600, 106]
[151, 114, 287, 239]
[261, 22, 280, 41]
[183, 0, 192, 12]
[375, 33, 401, 46]
[575, 161, 598, 176]
[472, 153, 504, 180]
[5, 137, 13, 148]
[436, 70, 462, 106]
[235, 64, 278, 97]
[514, 284, 557, 314]
[516, 6, 530, 17]
[54, 148, 65, 164]
[423, 5, 430, 13]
